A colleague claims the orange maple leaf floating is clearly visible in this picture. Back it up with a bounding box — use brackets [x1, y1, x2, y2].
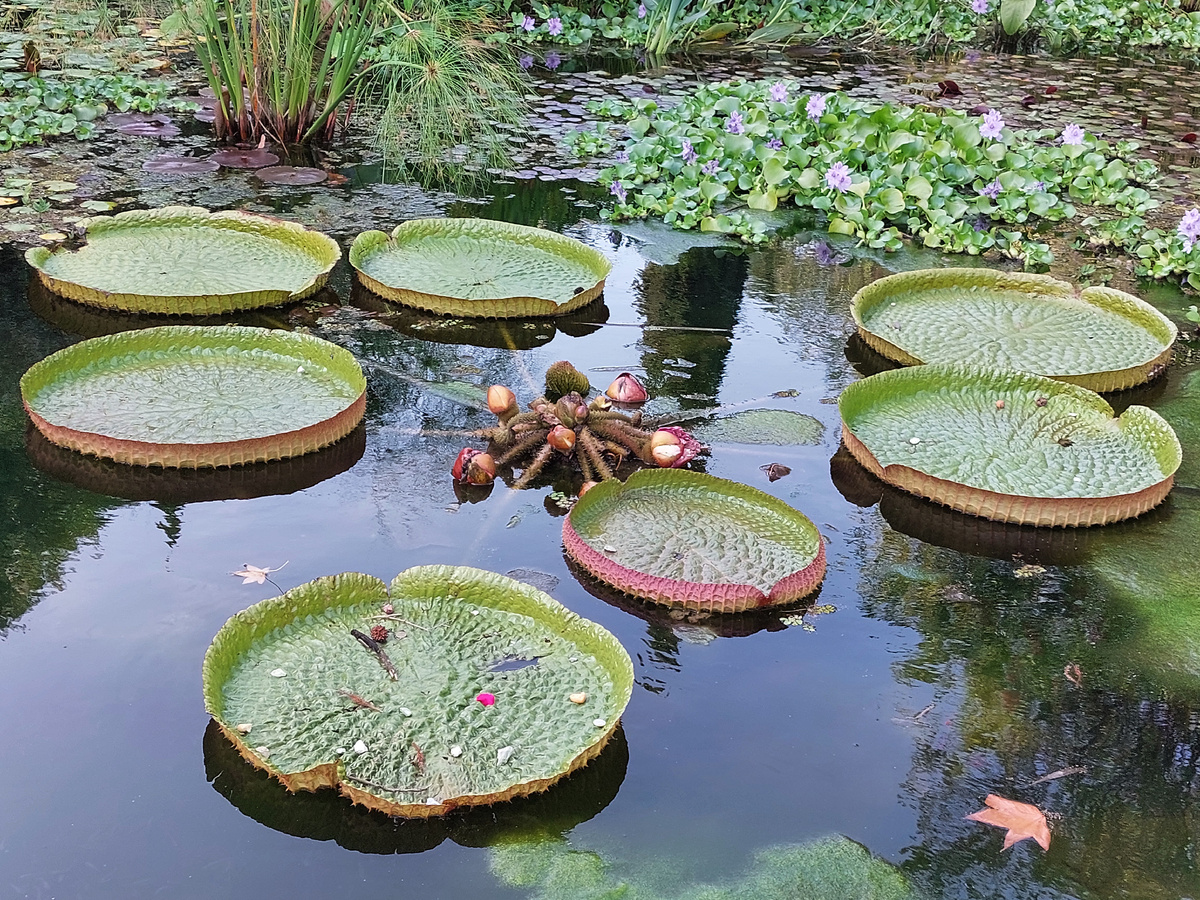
[966, 794, 1051, 851]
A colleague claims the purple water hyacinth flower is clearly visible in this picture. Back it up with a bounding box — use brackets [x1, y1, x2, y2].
[980, 109, 1005, 140]
[638, 2, 646, 17]
[971, 0, 989, 13]
[518, 54, 534, 69]
[1061, 123, 1085, 145]
[701, 159, 719, 176]
[522, 15, 535, 31]
[1023, 180, 1046, 193]
[615, 150, 629, 162]
[770, 82, 788, 102]
[548, 16, 563, 35]
[544, 51, 562, 69]
[611, 181, 627, 204]
[1179, 208, 1200, 252]
[825, 162, 852, 192]
[806, 93, 827, 121]
[979, 178, 1002, 199]
[726, 110, 745, 134]
[767, 138, 783, 150]
[681, 138, 697, 164]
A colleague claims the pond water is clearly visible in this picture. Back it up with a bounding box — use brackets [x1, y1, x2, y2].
[3, 51, 1200, 900]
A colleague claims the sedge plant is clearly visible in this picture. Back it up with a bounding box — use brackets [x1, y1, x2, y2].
[642, 0, 720, 55]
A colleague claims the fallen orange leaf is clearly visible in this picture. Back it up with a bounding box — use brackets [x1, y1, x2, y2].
[966, 794, 1051, 851]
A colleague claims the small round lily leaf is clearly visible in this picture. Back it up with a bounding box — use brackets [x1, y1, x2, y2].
[838, 362, 1181, 527]
[691, 409, 825, 445]
[20, 325, 366, 468]
[852, 268, 1176, 392]
[24, 206, 341, 314]
[202, 567, 634, 818]
[349, 218, 612, 318]
[564, 469, 826, 613]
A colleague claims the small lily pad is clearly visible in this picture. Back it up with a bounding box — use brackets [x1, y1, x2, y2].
[691, 409, 825, 445]
[256, 166, 327, 185]
[143, 154, 220, 175]
[564, 469, 826, 612]
[211, 148, 281, 169]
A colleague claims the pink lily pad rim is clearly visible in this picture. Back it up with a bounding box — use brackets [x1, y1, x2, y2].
[563, 468, 826, 614]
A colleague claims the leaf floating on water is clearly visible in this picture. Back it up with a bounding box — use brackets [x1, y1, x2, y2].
[1014, 563, 1046, 579]
[966, 794, 1051, 851]
[761, 463, 792, 482]
[233, 561, 288, 584]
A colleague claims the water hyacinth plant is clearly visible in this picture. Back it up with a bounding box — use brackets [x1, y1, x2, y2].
[585, 80, 1161, 268]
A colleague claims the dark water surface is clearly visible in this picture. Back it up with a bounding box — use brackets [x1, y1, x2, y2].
[2, 174, 1200, 898]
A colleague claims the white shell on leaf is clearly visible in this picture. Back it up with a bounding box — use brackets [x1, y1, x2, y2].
[908, 437, 921, 446]
[353, 739, 369, 755]
[426, 797, 442, 806]
[235, 723, 252, 734]
[496, 745, 516, 765]
[593, 718, 607, 728]
[255, 746, 270, 757]
[399, 707, 413, 717]
[450, 745, 463, 758]
[335, 747, 345, 755]
[270, 668, 287, 677]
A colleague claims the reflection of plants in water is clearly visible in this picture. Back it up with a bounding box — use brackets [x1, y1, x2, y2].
[855, 528, 1200, 899]
[490, 833, 916, 900]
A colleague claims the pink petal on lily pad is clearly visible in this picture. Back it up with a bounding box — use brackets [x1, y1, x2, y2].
[476, 692, 496, 706]
[657, 426, 703, 467]
[256, 166, 328, 186]
[211, 148, 281, 169]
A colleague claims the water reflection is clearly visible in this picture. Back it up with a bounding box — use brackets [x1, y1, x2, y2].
[26, 425, 367, 504]
[203, 718, 629, 854]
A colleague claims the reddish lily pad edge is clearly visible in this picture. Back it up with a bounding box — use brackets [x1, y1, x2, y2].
[25, 206, 341, 315]
[202, 567, 635, 819]
[563, 469, 827, 614]
[20, 325, 366, 469]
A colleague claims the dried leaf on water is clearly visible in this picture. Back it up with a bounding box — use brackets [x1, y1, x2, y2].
[761, 463, 791, 482]
[966, 794, 1051, 851]
[232, 561, 288, 584]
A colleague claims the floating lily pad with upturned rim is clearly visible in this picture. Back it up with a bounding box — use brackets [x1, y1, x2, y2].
[349, 218, 612, 318]
[202, 566, 634, 819]
[20, 325, 366, 468]
[838, 363, 1181, 527]
[563, 469, 826, 613]
[852, 268, 1176, 392]
[25, 206, 341, 314]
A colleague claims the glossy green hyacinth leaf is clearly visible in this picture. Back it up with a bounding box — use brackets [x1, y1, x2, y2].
[691, 409, 825, 445]
[852, 269, 1176, 391]
[564, 469, 825, 611]
[202, 567, 633, 817]
[20, 325, 366, 467]
[25, 206, 340, 314]
[349, 218, 612, 318]
[839, 364, 1180, 501]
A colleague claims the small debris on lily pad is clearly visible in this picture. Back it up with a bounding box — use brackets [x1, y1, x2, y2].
[593, 718, 607, 728]
[255, 746, 271, 758]
[353, 739, 369, 755]
[450, 745, 463, 758]
[235, 723, 252, 734]
[476, 692, 496, 706]
[496, 745, 515, 764]
[270, 668, 287, 677]
[569, 692, 587, 704]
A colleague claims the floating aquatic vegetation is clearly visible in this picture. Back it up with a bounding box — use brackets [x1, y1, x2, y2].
[202, 566, 634, 818]
[852, 268, 1176, 392]
[564, 469, 826, 613]
[350, 218, 611, 318]
[838, 363, 1181, 527]
[25, 206, 340, 314]
[256, 166, 328, 186]
[20, 325, 366, 468]
[142, 154, 221, 175]
[114, 113, 179, 137]
[210, 148, 281, 169]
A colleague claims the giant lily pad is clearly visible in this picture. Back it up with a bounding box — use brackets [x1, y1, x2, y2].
[25, 206, 341, 314]
[20, 325, 366, 468]
[838, 363, 1181, 527]
[202, 566, 634, 818]
[349, 218, 612, 318]
[563, 469, 826, 613]
[852, 268, 1177, 392]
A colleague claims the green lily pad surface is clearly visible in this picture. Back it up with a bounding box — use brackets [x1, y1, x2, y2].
[691, 409, 825, 445]
[563, 469, 826, 613]
[21, 325, 366, 468]
[852, 269, 1176, 392]
[349, 218, 612, 318]
[202, 567, 634, 818]
[838, 363, 1181, 526]
[25, 206, 341, 314]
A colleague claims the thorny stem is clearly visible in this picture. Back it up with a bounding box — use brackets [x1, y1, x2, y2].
[513, 442, 554, 489]
[495, 429, 549, 466]
[578, 427, 615, 480]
